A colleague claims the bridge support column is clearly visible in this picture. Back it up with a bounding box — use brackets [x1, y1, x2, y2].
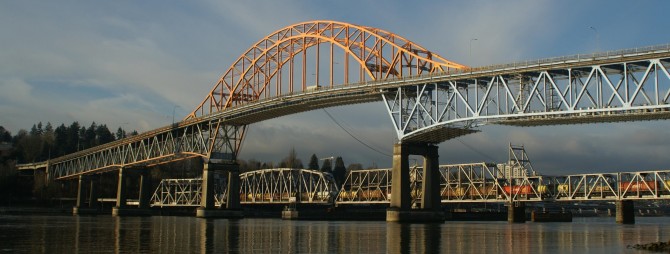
[112, 168, 128, 216]
[508, 202, 526, 223]
[196, 162, 243, 218]
[113, 167, 151, 217]
[73, 175, 99, 215]
[616, 200, 635, 224]
[387, 143, 444, 222]
[88, 177, 99, 210]
[138, 171, 152, 209]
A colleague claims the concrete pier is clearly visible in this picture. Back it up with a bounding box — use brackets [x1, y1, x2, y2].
[196, 162, 243, 219]
[508, 202, 526, 223]
[616, 200, 635, 224]
[112, 167, 151, 217]
[386, 143, 443, 222]
[73, 175, 99, 215]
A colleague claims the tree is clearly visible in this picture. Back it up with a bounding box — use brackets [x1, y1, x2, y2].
[65, 122, 80, 153]
[96, 124, 115, 144]
[320, 159, 332, 172]
[333, 157, 347, 185]
[280, 147, 303, 169]
[0, 126, 11, 142]
[116, 127, 126, 140]
[308, 154, 319, 171]
[84, 122, 97, 148]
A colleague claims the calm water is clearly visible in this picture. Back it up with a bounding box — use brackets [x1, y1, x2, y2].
[0, 214, 668, 253]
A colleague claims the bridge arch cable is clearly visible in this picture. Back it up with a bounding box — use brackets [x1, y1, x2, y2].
[185, 20, 467, 119]
[322, 109, 392, 158]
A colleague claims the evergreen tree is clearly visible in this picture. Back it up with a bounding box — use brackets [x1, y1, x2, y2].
[85, 122, 97, 148]
[42, 122, 55, 160]
[66, 122, 80, 153]
[320, 159, 332, 172]
[96, 124, 115, 144]
[333, 157, 346, 185]
[54, 124, 68, 156]
[116, 127, 126, 140]
[0, 126, 11, 142]
[308, 154, 319, 171]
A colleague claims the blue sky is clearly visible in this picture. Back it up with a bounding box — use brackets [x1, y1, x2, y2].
[2, 0, 670, 174]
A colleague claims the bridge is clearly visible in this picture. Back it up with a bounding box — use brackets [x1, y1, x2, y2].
[139, 145, 670, 224]
[16, 20, 670, 222]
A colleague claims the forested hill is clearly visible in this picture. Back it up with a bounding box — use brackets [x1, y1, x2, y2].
[0, 122, 137, 164]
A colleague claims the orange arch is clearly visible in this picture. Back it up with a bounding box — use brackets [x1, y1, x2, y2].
[187, 20, 467, 119]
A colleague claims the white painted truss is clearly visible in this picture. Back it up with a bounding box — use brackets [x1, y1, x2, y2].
[383, 46, 670, 142]
[239, 168, 339, 204]
[336, 165, 670, 205]
[150, 177, 228, 207]
[149, 168, 339, 207]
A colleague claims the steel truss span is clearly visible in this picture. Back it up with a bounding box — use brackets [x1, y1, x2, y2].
[150, 178, 228, 208]
[149, 168, 339, 207]
[336, 166, 670, 205]
[384, 46, 670, 142]
[239, 168, 339, 204]
[49, 122, 245, 180]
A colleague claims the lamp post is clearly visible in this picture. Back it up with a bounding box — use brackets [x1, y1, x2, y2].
[589, 26, 600, 52]
[469, 38, 478, 65]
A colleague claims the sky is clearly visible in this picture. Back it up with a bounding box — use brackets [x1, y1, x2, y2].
[2, 0, 670, 175]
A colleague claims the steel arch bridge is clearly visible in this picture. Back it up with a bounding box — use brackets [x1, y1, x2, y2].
[42, 20, 466, 180]
[149, 168, 339, 207]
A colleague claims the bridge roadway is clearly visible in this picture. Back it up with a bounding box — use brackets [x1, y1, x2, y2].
[25, 43, 670, 181]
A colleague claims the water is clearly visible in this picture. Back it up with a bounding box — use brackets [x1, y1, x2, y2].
[0, 214, 668, 253]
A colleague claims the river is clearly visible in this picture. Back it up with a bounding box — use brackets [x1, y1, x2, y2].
[0, 214, 668, 253]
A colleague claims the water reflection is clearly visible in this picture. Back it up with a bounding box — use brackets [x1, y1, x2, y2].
[1, 215, 669, 253]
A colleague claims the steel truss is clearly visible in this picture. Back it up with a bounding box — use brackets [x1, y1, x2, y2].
[336, 168, 394, 204]
[50, 120, 245, 180]
[336, 166, 670, 205]
[239, 168, 339, 204]
[150, 177, 228, 207]
[383, 47, 670, 142]
[549, 171, 670, 201]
